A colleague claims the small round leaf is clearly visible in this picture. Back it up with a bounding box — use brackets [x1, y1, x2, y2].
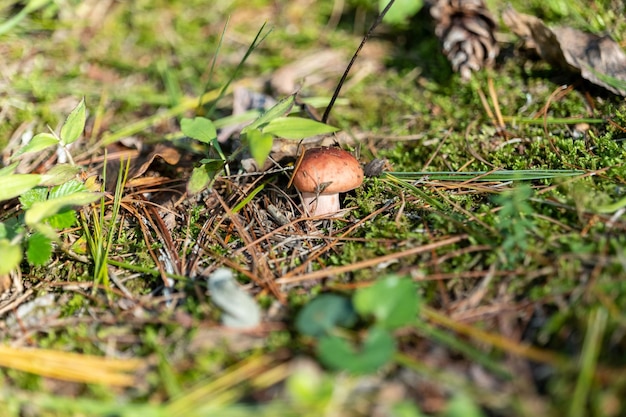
[296, 294, 357, 338]
[353, 275, 419, 329]
[317, 327, 396, 374]
[181, 117, 217, 144]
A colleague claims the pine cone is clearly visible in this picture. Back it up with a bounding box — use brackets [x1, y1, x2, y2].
[430, 0, 499, 80]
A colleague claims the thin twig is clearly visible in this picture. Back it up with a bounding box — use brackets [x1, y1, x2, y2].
[322, 0, 396, 123]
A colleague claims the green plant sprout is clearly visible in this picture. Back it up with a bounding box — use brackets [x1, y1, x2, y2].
[494, 184, 536, 266]
[296, 275, 419, 374]
[179, 20, 339, 195]
[183, 94, 339, 195]
[11, 98, 86, 165]
[0, 99, 101, 274]
[80, 155, 129, 294]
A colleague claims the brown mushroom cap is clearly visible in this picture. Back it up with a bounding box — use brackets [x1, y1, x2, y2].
[291, 147, 364, 194]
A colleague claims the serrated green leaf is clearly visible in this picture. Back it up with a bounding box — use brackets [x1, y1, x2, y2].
[246, 128, 274, 167]
[49, 179, 87, 198]
[26, 232, 53, 266]
[317, 327, 396, 374]
[47, 210, 78, 229]
[11, 133, 59, 159]
[0, 219, 23, 241]
[181, 117, 217, 144]
[0, 174, 42, 203]
[261, 117, 340, 139]
[19, 187, 49, 210]
[380, 0, 423, 26]
[353, 275, 419, 329]
[25, 192, 101, 226]
[295, 294, 357, 337]
[0, 239, 22, 275]
[40, 165, 82, 186]
[243, 94, 295, 133]
[60, 98, 86, 146]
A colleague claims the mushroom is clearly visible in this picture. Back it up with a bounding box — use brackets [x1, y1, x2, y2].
[291, 147, 364, 217]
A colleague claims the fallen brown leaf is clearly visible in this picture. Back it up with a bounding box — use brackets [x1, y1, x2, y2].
[503, 5, 626, 96]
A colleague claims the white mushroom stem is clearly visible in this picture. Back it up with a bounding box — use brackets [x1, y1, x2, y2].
[301, 192, 340, 217]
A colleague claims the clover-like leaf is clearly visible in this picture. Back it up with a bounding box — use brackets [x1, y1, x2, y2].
[353, 275, 419, 329]
[60, 98, 86, 146]
[261, 117, 339, 139]
[317, 327, 396, 374]
[181, 117, 217, 144]
[296, 294, 357, 338]
[26, 232, 53, 266]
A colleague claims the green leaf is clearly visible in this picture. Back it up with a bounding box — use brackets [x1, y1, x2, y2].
[188, 165, 212, 195]
[25, 192, 101, 226]
[443, 393, 486, 417]
[181, 117, 217, 144]
[49, 179, 87, 198]
[0, 174, 42, 202]
[353, 275, 419, 329]
[60, 98, 86, 146]
[0, 239, 22, 275]
[40, 165, 82, 186]
[0, 219, 23, 241]
[19, 187, 49, 210]
[0, 162, 19, 177]
[26, 232, 53, 266]
[261, 117, 340, 139]
[246, 128, 274, 167]
[243, 94, 295, 133]
[295, 294, 357, 338]
[32, 222, 60, 241]
[28, 180, 90, 228]
[188, 159, 224, 195]
[47, 210, 78, 229]
[12, 133, 59, 159]
[380, 0, 423, 26]
[317, 327, 396, 374]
